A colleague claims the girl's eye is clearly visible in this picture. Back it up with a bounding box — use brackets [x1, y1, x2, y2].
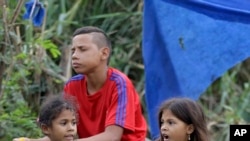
[60, 122, 67, 125]
[168, 121, 174, 125]
[160, 120, 164, 125]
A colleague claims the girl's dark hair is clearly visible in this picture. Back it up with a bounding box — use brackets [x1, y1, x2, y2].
[38, 95, 78, 127]
[157, 97, 209, 141]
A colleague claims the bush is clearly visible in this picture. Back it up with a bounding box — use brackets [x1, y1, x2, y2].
[0, 91, 42, 140]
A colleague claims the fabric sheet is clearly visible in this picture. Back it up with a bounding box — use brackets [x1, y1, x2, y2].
[142, 0, 250, 139]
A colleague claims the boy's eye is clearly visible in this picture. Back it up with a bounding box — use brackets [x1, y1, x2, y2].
[80, 48, 86, 51]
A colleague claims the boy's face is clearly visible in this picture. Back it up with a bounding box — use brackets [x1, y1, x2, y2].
[160, 109, 193, 141]
[71, 34, 108, 74]
[43, 109, 77, 141]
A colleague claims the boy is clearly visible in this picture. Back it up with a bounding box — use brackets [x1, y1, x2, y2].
[14, 26, 147, 141]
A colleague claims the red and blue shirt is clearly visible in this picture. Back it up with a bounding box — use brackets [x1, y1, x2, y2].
[64, 67, 147, 141]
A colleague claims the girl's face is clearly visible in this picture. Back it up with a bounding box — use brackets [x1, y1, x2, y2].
[160, 109, 193, 141]
[42, 109, 77, 141]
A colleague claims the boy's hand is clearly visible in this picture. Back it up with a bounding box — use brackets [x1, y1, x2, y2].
[13, 137, 30, 141]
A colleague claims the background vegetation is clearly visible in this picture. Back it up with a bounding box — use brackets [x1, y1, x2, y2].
[0, 0, 249, 140]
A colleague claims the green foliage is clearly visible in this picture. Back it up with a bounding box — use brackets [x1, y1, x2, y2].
[1, 0, 144, 139]
[0, 57, 42, 140]
[0, 0, 64, 139]
[37, 39, 61, 58]
[1, 0, 249, 140]
[0, 91, 42, 141]
[200, 63, 250, 141]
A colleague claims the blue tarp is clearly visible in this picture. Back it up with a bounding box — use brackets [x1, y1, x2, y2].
[142, 0, 250, 139]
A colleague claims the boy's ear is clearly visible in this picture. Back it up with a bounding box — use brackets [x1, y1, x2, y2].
[100, 47, 110, 60]
[41, 124, 50, 135]
[186, 124, 194, 134]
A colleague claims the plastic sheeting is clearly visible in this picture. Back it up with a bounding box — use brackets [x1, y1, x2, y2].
[143, 0, 250, 139]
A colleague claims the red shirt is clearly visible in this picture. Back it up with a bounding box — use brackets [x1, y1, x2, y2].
[64, 67, 147, 141]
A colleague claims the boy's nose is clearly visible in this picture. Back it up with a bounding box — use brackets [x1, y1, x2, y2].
[72, 52, 78, 59]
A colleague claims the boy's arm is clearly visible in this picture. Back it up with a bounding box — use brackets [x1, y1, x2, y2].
[13, 136, 50, 141]
[77, 125, 123, 141]
[13, 125, 123, 141]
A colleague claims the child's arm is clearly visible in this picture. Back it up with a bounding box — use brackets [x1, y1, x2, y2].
[13, 136, 50, 141]
[77, 125, 123, 141]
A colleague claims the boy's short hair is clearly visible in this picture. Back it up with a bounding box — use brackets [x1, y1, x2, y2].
[72, 26, 112, 64]
[72, 26, 111, 49]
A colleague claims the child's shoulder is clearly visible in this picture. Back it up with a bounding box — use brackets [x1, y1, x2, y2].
[71, 74, 84, 80]
[66, 74, 85, 84]
[109, 67, 128, 79]
[108, 67, 134, 85]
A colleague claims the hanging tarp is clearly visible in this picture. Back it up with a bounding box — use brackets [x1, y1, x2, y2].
[142, 0, 250, 139]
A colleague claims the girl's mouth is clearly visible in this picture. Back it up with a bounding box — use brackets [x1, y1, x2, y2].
[162, 134, 169, 141]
